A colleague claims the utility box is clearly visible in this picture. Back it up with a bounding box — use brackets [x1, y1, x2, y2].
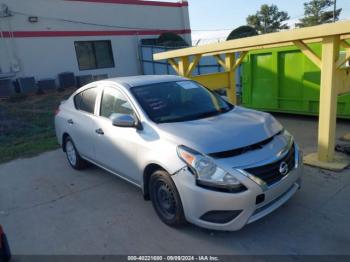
[17, 77, 37, 95]
[76, 75, 93, 87]
[242, 44, 350, 118]
[37, 78, 57, 92]
[0, 79, 15, 98]
[58, 72, 75, 89]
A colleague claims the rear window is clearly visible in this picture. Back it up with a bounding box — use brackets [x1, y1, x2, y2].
[74, 87, 98, 114]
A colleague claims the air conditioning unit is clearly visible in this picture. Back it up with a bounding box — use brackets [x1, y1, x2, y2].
[0, 79, 15, 98]
[37, 78, 57, 93]
[17, 77, 37, 95]
[58, 72, 76, 89]
[76, 75, 93, 87]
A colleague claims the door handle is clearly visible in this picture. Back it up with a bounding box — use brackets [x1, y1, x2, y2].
[67, 119, 74, 125]
[95, 128, 104, 135]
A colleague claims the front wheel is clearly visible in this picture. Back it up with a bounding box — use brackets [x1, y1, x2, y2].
[149, 170, 186, 227]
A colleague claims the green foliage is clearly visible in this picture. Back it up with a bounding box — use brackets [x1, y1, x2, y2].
[0, 90, 74, 163]
[226, 26, 258, 41]
[297, 0, 342, 27]
[246, 4, 290, 34]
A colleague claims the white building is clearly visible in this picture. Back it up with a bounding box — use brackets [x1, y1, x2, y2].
[0, 0, 191, 82]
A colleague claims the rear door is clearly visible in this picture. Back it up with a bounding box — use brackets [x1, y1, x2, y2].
[67, 87, 99, 160]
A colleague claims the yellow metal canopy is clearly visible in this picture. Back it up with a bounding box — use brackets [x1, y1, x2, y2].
[154, 21, 350, 171]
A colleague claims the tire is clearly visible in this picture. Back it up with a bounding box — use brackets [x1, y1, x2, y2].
[149, 170, 186, 227]
[64, 136, 87, 170]
[0, 233, 11, 262]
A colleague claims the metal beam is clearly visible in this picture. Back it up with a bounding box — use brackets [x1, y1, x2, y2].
[294, 40, 322, 68]
[178, 56, 189, 76]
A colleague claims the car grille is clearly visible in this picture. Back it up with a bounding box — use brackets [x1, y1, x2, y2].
[244, 144, 296, 186]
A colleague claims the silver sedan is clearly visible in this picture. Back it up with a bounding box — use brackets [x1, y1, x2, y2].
[55, 75, 303, 231]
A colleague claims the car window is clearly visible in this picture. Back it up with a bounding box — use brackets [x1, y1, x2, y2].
[130, 81, 233, 123]
[74, 87, 98, 114]
[100, 87, 134, 119]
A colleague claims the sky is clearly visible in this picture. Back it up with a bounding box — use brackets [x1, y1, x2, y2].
[185, 0, 350, 44]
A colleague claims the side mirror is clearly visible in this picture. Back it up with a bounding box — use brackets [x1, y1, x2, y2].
[110, 114, 142, 129]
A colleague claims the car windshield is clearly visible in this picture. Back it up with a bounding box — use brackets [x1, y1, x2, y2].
[130, 80, 234, 123]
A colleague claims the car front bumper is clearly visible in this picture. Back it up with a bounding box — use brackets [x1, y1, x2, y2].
[172, 159, 303, 231]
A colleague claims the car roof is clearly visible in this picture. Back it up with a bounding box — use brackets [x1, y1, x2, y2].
[104, 75, 188, 89]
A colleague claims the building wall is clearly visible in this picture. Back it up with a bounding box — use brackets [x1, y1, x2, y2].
[0, 0, 191, 80]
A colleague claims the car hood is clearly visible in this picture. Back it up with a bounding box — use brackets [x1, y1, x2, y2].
[156, 106, 283, 154]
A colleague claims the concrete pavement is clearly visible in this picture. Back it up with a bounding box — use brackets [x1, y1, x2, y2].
[0, 114, 349, 255]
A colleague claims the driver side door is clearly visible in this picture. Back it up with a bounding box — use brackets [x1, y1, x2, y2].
[93, 85, 143, 185]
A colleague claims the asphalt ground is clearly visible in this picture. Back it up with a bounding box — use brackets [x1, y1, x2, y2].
[0, 114, 349, 255]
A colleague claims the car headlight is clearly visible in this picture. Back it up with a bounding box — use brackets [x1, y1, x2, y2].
[177, 145, 246, 192]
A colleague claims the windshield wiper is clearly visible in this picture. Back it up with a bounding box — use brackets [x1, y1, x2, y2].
[192, 110, 222, 119]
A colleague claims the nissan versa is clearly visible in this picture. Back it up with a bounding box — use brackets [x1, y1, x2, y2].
[55, 75, 303, 231]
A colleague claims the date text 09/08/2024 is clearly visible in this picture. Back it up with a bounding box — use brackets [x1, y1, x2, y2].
[127, 256, 220, 261]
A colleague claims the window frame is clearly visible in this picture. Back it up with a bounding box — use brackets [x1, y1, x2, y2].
[73, 86, 99, 115]
[98, 85, 140, 122]
[74, 40, 115, 71]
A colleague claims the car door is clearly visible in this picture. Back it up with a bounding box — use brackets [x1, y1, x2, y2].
[68, 86, 99, 160]
[93, 85, 143, 185]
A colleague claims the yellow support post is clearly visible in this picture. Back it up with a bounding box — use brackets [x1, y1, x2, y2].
[225, 53, 237, 104]
[168, 58, 180, 74]
[232, 51, 248, 71]
[178, 56, 190, 77]
[186, 55, 201, 76]
[293, 40, 322, 68]
[304, 36, 350, 170]
[214, 55, 228, 70]
[318, 36, 339, 162]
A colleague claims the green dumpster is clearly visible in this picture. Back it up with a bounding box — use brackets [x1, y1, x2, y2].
[241, 44, 350, 118]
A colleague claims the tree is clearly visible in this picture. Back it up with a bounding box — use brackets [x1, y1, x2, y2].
[226, 26, 258, 41]
[246, 4, 290, 34]
[296, 0, 342, 28]
[157, 33, 189, 47]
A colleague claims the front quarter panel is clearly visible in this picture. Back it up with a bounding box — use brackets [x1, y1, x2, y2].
[137, 122, 186, 177]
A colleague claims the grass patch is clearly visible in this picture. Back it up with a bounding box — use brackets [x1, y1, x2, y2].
[0, 89, 75, 164]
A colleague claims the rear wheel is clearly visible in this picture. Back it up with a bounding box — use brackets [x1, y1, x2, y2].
[149, 170, 186, 227]
[64, 137, 87, 170]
